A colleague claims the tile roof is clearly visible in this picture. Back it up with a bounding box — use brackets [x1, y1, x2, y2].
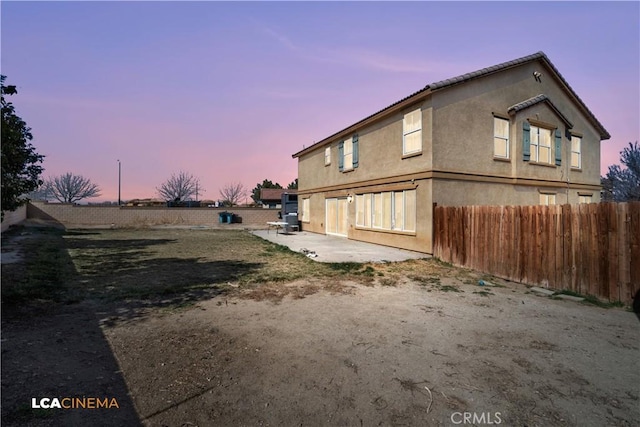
[260, 188, 296, 201]
[508, 94, 574, 128]
[293, 51, 610, 158]
[427, 51, 547, 90]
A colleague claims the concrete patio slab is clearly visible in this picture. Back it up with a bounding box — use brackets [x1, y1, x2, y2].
[251, 230, 429, 263]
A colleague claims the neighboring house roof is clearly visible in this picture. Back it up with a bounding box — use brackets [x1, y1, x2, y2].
[293, 51, 610, 158]
[260, 188, 296, 202]
[126, 198, 166, 206]
[509, 94, 573, 128]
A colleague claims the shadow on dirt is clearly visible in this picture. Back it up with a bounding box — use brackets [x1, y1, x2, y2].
[1, 227, 142, 426]
[63, 232, 262, 322]
[1, 226, 261, 426]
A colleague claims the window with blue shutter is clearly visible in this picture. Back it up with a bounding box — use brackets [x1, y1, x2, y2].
[554, 129, 562, 166]
[338, 141, 344, 171]
[523, 122, 531, 161]
[353, 134, 359, 168]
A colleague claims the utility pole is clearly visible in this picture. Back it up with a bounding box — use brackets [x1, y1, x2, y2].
[117, 159, 121, 206]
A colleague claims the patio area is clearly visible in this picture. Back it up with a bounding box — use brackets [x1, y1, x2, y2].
[251, 230, 428, 263]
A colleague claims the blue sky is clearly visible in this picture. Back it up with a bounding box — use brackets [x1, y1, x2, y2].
[2, 1, 638, 202]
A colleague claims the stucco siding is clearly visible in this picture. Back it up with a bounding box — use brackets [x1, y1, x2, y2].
[433, 179, 600, 207]
[300, 179, 433, 254]
[430, 60, 601, 190]
[295, 54, 606, 254]
[297, 101, 432, 194]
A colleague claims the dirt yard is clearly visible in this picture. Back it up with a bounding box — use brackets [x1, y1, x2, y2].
[1, 226, 638, 426]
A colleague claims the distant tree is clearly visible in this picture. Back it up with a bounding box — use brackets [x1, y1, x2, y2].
[601, 142, 640, 202]
[1, 75, 45, 220]
[220, 182, 246, 207]
[250, 179, 282, 204]
[43, 172, 101, 203]
[157, 171, 202, 201]
[26, 184, 53, 201]
[287, 179, 298, 190]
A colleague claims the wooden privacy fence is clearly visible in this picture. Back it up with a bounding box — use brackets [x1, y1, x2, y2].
[433, 202, 640, 305]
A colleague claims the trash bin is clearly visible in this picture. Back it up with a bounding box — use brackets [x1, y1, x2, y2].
[219, 212, 230, 224]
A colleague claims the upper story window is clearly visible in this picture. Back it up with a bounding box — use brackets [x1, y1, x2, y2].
[530, 125, 553, 164]
[571, 135, 582, 169]
[493, 117, 510, 159]
[324, 146, 331, 166]
[403, 109, 422, 155]
[338, 134, 359, 172]
[523, 122, 562, 166]
[343, 138, 353, 171]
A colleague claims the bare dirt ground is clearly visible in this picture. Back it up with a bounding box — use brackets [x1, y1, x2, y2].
[2, 226, 639, 426]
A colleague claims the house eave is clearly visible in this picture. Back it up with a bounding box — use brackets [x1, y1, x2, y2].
[292, 87, 433, 159]
[508, 94, 574, 129]
[292, 51, 611, 159]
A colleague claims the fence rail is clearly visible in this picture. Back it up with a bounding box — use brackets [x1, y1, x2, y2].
[433, 202, 640, 305]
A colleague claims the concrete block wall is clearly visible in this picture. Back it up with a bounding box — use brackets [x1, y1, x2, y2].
[1, 205, 27, 232]
[27, 201, 282, 228]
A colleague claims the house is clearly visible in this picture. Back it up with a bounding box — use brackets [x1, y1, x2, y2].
[125, 198, 166, 207]
[292, 52, 610, 254]
[260, 188, 286, 208]
[260, 188, 298, 218]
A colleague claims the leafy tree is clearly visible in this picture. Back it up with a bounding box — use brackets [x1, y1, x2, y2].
[43, 172, 101, 203]
[220, 182, 246, 207]
[250, 179, 282, 204]
[157, 171, 202, 201]
[287, 179, 298, 190]
[1, 75, 44, 220]
[601, 142, 640, 202]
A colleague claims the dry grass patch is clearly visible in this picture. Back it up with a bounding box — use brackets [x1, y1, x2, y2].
[5, 227, 389, 308]
[237, 279, 357, 303]
[3, 227, 505, 310]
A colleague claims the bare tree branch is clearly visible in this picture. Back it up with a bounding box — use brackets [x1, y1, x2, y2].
[156, 171, 203, 201]
[43, 172, 101, 203]
[219, 182, 246, 207]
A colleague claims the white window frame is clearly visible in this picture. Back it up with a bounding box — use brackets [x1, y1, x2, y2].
[356, 195, 364, 227]
[571, 135, 582, 169]
[301, 198, 310, 222]
[372, 193, 382, 228]
[493, 116, 510, 159]
[355, 190, 416, 232]
[530, 125, 553, 164]
[403, 109, 422, 155]
[539, 193, 556, 206]
[403, 190, 416, 232]
[324, 146, 331, 166]
[343, 138, 353, 171]
[578, 194, 592, 204]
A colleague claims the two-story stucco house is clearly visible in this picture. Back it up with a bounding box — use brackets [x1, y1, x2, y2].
[292, 52, 610, 254]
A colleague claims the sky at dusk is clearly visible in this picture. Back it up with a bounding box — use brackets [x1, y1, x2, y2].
[2, 1, 638, 203]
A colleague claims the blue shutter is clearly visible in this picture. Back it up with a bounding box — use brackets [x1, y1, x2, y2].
[352, 134, 359, 168]
[523, 122, 531, 161]
[338, 141, 344, 171]
[554, 129, 562, 166]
